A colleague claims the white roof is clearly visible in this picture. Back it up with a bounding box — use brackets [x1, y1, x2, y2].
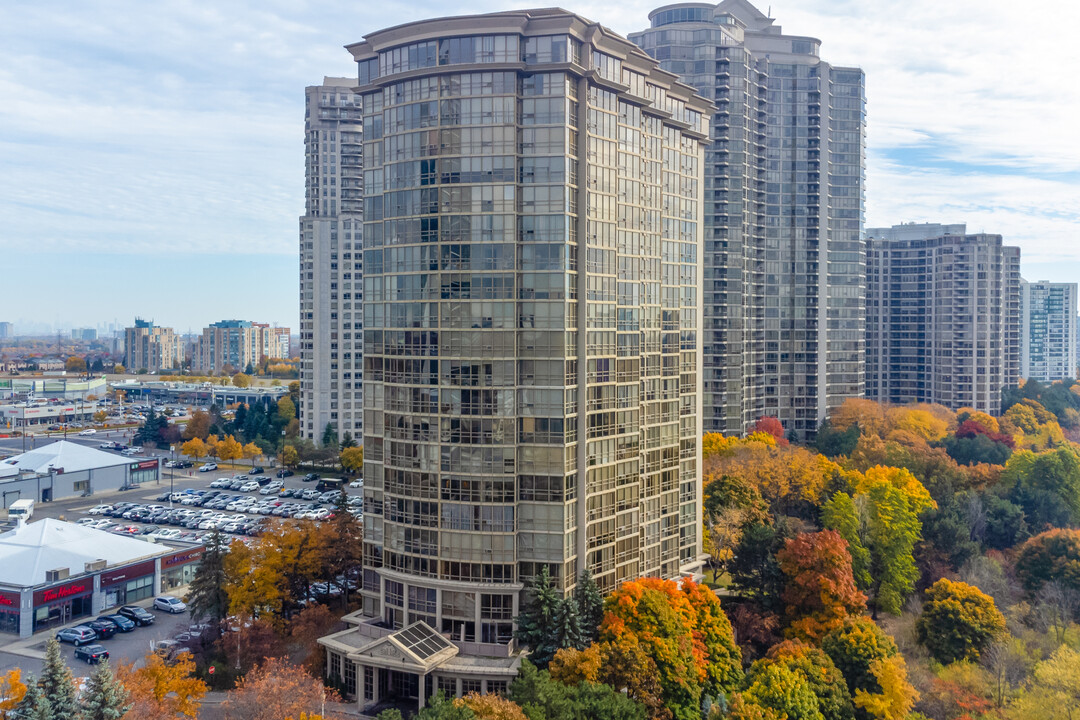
[0, 518, 168, 587]
[0, 440, 129, 475]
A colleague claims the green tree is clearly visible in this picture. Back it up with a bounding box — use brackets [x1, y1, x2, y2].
[822, 492, 872, 590]
[277, 396, 296, 423]
[915, 578, 1006, 664]
[576, 570, 605, 643]
[40, 639, 79, 719]
[81, 661, 130, 720]
[551, 596, 585, 654]
[1006, 644, 1080, 720]
[821, 618, 898, 701]
[766, 642, 855, 720]
[1005, 446, 1080, 529]
[417, 692, 474, 720]
[185, 530, 230, 629]
[11, 677, 52, 720]
[340, 432, 356, 449]
[1015, 528, 1080, 595]
[508, 661, 645, 720]
[321, 422, 338, 448]
[515, 566, 561, 668]
[743, 662, 824, 720]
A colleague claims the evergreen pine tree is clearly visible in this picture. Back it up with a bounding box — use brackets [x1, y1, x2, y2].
[341, 431, 356, 448]
[12, 677, 53, 720]
[322, 422, 338, 448]
[551, 595, 586, 654]
[186, 529, 231, 630]
[576, 569, 605, 642]
[514, 565, 560, 668]
[81, 661, 130, 720]
[40, 639, 79, 719]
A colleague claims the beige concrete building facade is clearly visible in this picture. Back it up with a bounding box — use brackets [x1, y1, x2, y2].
[124, 319, 183, 373]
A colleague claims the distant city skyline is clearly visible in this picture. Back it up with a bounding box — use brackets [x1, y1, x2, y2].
[2, 0, 1078, 330]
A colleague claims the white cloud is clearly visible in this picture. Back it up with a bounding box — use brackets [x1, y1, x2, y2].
[0, 0, 1077, 269]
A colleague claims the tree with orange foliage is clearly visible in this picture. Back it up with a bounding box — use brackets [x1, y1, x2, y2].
[752, 416, 789, 446]
[776, 531, 867, 642]
[116, 650, 207, 720]
[705, 439, 837, 514]
[455, 692, 528, 720]
[600, 577, 742, 720]
[222, 657, 338, 720]
[0, 669, 27, 720]
[830, 398, 888, 437]
[549, 645, 601, 685]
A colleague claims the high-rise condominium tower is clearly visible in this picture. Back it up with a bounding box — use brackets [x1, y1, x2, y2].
[866, 223, 1021, 414]
[318, 8, 711, 709]
[300, 78, 364, 443]
[193, 320, 290, 374]
[630, 0, 866, 438]
[1021, 280, 1078, 382]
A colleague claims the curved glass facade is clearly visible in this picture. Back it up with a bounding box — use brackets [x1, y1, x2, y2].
[353, 13, 710, 651]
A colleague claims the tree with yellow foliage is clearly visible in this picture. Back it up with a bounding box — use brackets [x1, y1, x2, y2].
[181, 437, 208, 462]
[455, 693, 529, 720]
[853, 656, 918, 720]
[830, 398, 888, 437]
[232, 372, 252, 388]
[216, 434, 243, 463]
[886, 408, 949, 442]
[0, 669, 27, 720]
[1006, 644, 1080, 720]
[115, 650, 207, 720]
[242, 442, 262, 466]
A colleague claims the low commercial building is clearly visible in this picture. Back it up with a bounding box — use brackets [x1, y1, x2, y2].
[115, 380, 288, 409]
[0, 441, 160, 505]
[0, 519, 203, 638]
[1, 399, 100, 430]
[0, 376, 107, 401]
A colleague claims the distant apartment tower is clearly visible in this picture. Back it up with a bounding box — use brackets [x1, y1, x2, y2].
[629, 0, 867, 438]
[194, 320, 291, 374]
[124, 319, 183, 372]
[866, 223, 1021, 414]
[319, 8, 711, 707]
[0, 322, 12, 339]
[70, 328, 97, 341]
[300, 77, 364, 444]
[1021, 280, 1078, 381]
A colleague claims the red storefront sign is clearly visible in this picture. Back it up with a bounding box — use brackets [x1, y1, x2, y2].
[131, 459, 159, 471]
[34, 581, 90, 605]
[163, 548, 204, 567]
[0, 591, 19, 608]
[101, 560, 157, 587]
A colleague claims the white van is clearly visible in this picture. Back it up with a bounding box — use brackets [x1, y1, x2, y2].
[9, 499, 35, 520]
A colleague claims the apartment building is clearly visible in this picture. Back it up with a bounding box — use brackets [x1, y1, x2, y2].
[318, 8, 711, 709]
[629, 0, 867, 438]
[193, 320, 290, 374]
[1021, 280, 1078, 382]
[299, 78, 364, 443]
[123, 319, 183, 373]
[866, 223, 1021, 413]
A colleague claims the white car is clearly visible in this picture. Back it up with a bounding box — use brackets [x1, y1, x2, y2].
[79, 429, 97, 435]
[76, 518, 97, 526]
[199, 463, 218, 472]
[150, 528, 182, 540]
[259, 482, 283, 495]
[153, 596, 187, 614]
[348, 480, 364, 488]
[239, 481, 260, 492]
[87, 505, 113, 515]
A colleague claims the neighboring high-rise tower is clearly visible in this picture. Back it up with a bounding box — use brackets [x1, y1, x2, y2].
[318, 8, 711, 710]
[300, 77, 364, 444]
[865, 223, 1021, 414]
[1021, 280, 1078, 382]
[630, 0, 867, 438]
[124, 319, 183, 372]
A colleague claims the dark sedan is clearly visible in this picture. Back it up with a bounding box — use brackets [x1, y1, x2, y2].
[97, 614, 135, 632]
[118, 605, 155, 626]
[74, 644, 110, 664]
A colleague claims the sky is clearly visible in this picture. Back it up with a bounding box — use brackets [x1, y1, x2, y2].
[2, 0, 1078, 333]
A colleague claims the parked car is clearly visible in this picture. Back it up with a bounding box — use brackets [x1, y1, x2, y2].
[79, 429, 97, 436]
[250, 466, 265, 474]
[199, 463, 218, 472]
[153, 596, 187, 614]
[56, 626, 97, 646]
[74, 644, 110, 664]
[87, 504, 113, 515]
[276, 469, 294, 478]
[96, 614, 135, 633]
[259, 482, 284, 495]
[348, 479, 364, 488]
[175, 460, 193, 468]
[302, 473, 320, 483]
[239, 481, 260, 492]
[86, 619, 117, 640]
[118, 605, 155, 626]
